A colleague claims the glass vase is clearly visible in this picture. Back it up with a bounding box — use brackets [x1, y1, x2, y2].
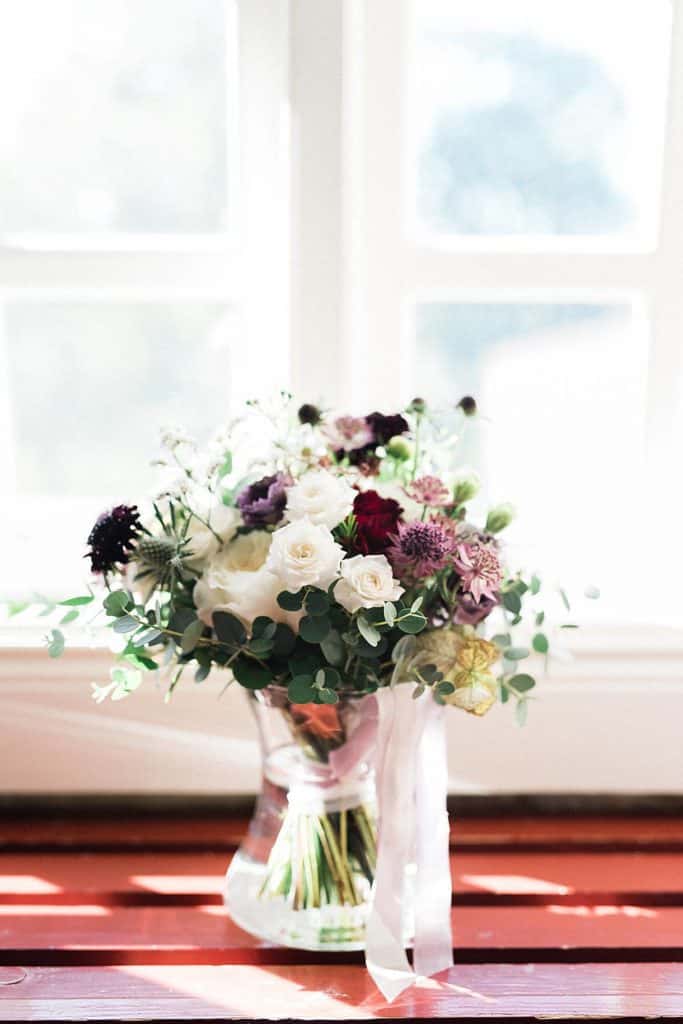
[224, 685, 378, 951]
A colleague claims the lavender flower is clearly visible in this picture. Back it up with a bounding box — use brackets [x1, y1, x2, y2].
[387, 519, 455, 580]
[236, 473, 288, 527]
[86, 504, 141, 575]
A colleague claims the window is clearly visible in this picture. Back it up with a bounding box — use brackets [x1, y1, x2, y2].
[360, 0, 683, 632]
[0, 0, 289, 598]
[1, 0, 681, 795]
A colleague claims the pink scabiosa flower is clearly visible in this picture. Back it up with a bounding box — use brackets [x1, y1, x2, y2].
[387, 519, 455, 580]
[453, 539, 503, 603]
[404, 475, 451, 508]
[323, 415, 374, 453]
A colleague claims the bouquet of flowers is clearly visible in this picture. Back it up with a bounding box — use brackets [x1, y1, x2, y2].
[48, 394, 581, 998]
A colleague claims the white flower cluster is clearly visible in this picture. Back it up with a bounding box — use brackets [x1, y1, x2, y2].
[190, 467, 403, 630]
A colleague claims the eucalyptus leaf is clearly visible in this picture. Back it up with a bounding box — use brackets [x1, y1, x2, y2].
[213, 610, 247, 646]
[288, 674, 316, 703]
[60, 594, 94, 607]
[515, 699, 529, 726]
[357, 616, 381, 647]
[396, 612, 427, 635]
[232, 656, 272, 690]
[103, 590, 133, 617]
[60, 609, 80, 625]
[505, 646, 530, 661]
[46, 629, 65, 658]
[320, 629, 345, 667]
[532, 632, 549, 654]
[502, 591, 521, 614]
[510, 673, 536, 693]
[181, 619, 205, 654]
[277, 589, 304, 611]
[305, 590, 330, 617]
[300, 615, 331, 644]
[113, 615, 139, 634]
[134, 627, 164, 649]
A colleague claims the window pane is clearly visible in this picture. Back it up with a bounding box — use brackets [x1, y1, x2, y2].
[2, 302, 235, 496]
[412, 0, 671, 239]
[0, 0, 231, 234]
[412, 302, 653, 622]
[0, 302, 238, 593]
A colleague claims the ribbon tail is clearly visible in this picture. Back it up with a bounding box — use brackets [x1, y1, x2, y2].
[365, 686, 424, 1001]
[413, 698, 454, 979]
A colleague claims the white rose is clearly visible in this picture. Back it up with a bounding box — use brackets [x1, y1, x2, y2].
[285, 469, 355, 530]
[194, 564, 300, 632]
[334, 554, 404, 613]
[218, 530, 271, 573]
[265, 519, 343, 591]
[185, 504, 241, 567]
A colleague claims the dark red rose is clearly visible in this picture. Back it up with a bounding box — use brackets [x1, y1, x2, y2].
[365, 411, 410, 446]
[352, 490, 403, 554]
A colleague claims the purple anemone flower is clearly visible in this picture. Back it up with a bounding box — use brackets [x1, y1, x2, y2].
[236, 473, 288, 528]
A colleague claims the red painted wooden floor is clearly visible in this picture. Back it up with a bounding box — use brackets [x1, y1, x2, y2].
[0, 815, 681, 1021]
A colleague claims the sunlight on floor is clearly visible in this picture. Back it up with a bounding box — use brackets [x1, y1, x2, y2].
[461, 873, 571, 894]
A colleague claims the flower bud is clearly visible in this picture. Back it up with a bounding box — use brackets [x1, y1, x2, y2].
[408, 397, 426, 415]
[452, 469, 480, 504]
[386, 435, 412, 462]
[457, 395, 477, 417]
[485, 502, 516, 534]
[298, 403, 322, 426]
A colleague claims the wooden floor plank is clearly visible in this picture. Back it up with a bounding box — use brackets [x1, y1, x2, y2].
[1, 963, 682, 1021]
[2, 850, 681, 900]
[2, 816, 683, 851]
[1, 903, 682, 966]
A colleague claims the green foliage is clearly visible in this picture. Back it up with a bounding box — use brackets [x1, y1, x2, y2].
[532, 632, 549, 654]
[231, 656, 272, 689]
[509, 673, 535, 693]
[181, 619, 204, 654]
[299, 615, 331, 644]
[46, 629, 65, 658]
[103, 590, 133, 617]
[212, 610, 247, 646]
[277, 589, 305, 611]
[113, 614, 138, 634]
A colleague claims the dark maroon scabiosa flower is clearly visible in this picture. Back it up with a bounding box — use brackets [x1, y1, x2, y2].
[457, 395, 477, 417]
[298, 403, 322, 426]
[236, 473, 288, 527]
[352, 489, 403, 554]
[86, 504, 142, 575]
[365, 411, 410, 446]
[387, 519, 455, 581]
[454, 591, 499, 626]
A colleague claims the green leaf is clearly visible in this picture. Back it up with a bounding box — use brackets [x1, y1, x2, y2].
[277, 589, 305, 611]
[383, 602, 397, 627]
[318, 688, 339, 704]
[288, 674, 316, 703]
[560, 623, 579, 629]
[436, 680, 455, 695]
[217, 452, 233, 479]
[532, 632, 549, 654]
[231, 656, 272, 689]
[299, 614, 331, 644]
[510, 673, 536, 693]
[249, 636, 275, 656]
[103, 590, 133, 617]
[110, 665, 143, 700]
[320, 629, 345, 667]
[515, 699, 529, 726]
[397, 612, 427, 635]
[491, 633, 511, 649]
[412, 684, 426, 700]
[584, 584, 600, 600]
[133, 627, 164, 648]
[410, 597, 424, 613]
[535, 611, 545, 627]
[315, 666, 341, 690]
[113, 615, 139, 634]
[559, 587, 571, 612]
[124, 652, 158, 672]
[530, 574, 541, 595]
[502, 590, 521, 614]
[7, 600, 29, 617]
[213, 610, 247, 646]
[499, 680, 509, 703]
[252, 617, 277, 641]
[272, 623, 297, 656]
[357, 615, 381, 647]
[59, 594, 94, 607]
[181, 619, 205, 654]
[505, 646, 530, 661]
[60, 609, 80, 625]
[46, 629, 65, 658]
[305, 590, 330, 617]
[168, 607, 196, 635]
[194, 663, 211, 683]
